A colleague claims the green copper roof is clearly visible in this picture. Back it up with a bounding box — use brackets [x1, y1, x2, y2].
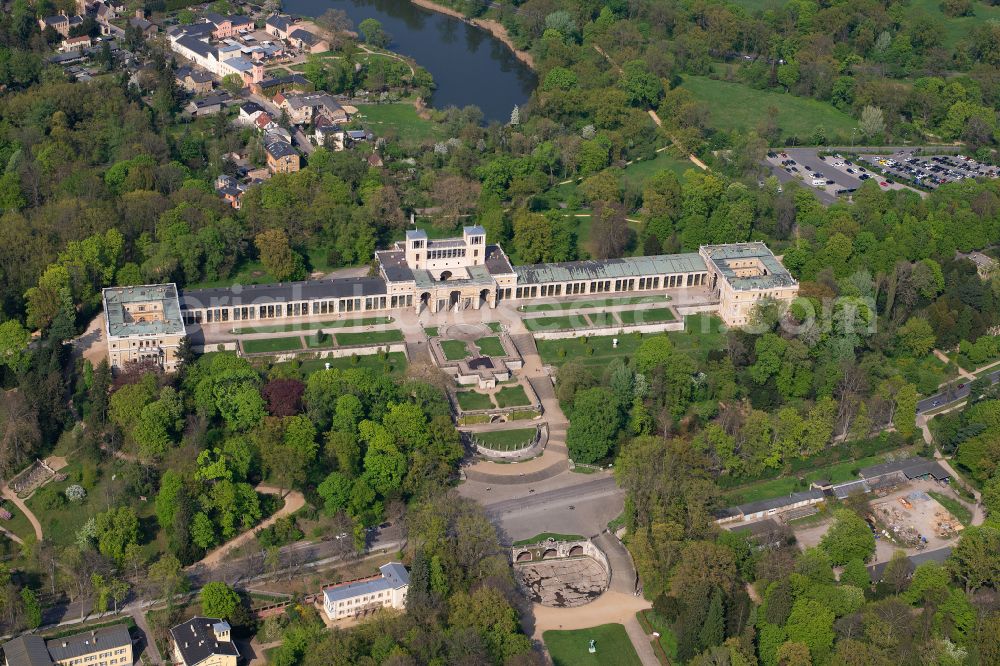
[514, 253, 706, 284]
[104, 284, 186, 338]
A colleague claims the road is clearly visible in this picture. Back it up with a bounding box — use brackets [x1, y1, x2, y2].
[483, 476, 624, 543]
[917, 369, 1000, 413]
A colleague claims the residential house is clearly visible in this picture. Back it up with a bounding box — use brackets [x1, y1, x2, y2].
[61, 35, 92, 51]
[265, 14, 292, 40]
[960, 251, 998, 280]
[237, 101, 265, 125]
[129, 13, 157, 38]
[175, 66, 214, 94]
[314, 115, 344, 150]
[250, 73, 313, 97]
[203, 12, 254, 40]
[2, 624, 133, 666]
[265, 134, 300, 174]
[39, 13, 84, 38]
[276, 91, 347, 125]
[215, 175, 246, 209]
[322, 562, 410, 621]
[254, 112, 276, 132]
[169, 618, 239, 666]
[184, 93, 232, 117]
[287, 28, 329, 53]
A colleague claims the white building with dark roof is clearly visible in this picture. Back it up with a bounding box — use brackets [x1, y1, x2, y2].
[169, 618, 238, 666]
[2, 624, 133, 666]
[323, 562, 409, 620]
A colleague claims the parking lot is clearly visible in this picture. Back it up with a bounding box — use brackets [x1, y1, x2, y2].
[763, 148, 920, 203]
[857, 150, 999, 190]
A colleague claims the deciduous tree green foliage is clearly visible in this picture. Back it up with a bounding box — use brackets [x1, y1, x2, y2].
[820, 509, 876, 565]
[200, 582, 241, 620]
[566, 387, 622, 463]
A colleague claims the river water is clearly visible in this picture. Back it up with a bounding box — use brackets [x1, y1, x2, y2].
[280, 0, 537, 122]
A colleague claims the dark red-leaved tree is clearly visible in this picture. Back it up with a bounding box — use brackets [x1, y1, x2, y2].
[261, 378, 305, 417]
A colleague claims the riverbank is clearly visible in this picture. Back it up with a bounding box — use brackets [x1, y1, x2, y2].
[408, 0, 535, 69]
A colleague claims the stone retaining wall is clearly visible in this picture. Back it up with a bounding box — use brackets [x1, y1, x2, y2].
[532, 320, 684, 340]
[240, 342, 408, 363]
[468, 423, 546, 460]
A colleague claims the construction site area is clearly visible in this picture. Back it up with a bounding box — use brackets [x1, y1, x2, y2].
[868, 479, 965, 552]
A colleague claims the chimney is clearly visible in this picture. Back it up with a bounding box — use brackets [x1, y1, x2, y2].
[135, 8, 144, 19]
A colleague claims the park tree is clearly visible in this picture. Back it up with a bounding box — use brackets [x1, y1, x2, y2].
[0, 319, 31, 373]
[785, 598, 835, 660]
[255, 229, 305, 282]
[820, 509, 875, 565]
[860, 105, 885, 138]
[566, 388, 622, 463]
[358, 18, 389, 47]
[948, 525, 1000, 592]
[200, 582, 241, 620]
[221, 74, 244, 95]
[896, 317, 936, 357]
[840, 558, 871, 589]
[619, 60, 664, 107]
[94, 506, 140, 564]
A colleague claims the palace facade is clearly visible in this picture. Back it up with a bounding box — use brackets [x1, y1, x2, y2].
[105, 230, 798, 371]
[176, 229, 797, 329]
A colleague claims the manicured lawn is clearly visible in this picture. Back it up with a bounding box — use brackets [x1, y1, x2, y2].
[473, 427, 537, 451]
[524, 315, 589, 332]
[589, 312, 617, 327]
[536, 333, 647, 368]
[0, 500, 34, 542]
[424, 327, 439, 338]
[513, 532, 584, 546]
[621, 150, 695, 185]
[495, 385, 531, 407]
[235, 316, 393, 335]
[294, 352, 408, 376]
[668, 315, 727, 361]
[353, 103, 445, 143]
[456, 391, 495, 411]
[617, 307, 676, 325]
[928, 491, 973, 526]
[486, 321, 502, 332]
[441, 339, 470, 361]
[519, 296, 667, 313]
[680, 75, 857, 142]
[242, 336, 303, 354]
[475, 336, 506, 357]
[336, 329, 404, 345]
[304, 332, 336, 348]
[543, 624, 643, 666]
